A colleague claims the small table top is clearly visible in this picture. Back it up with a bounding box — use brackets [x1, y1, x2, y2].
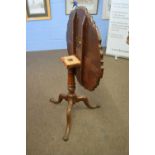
[66, 7, 104, 91]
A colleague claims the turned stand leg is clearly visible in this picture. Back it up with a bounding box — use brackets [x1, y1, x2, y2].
[50, 94, 68, 104]
[63, 98, 73, 141]
[75, 96, 100, 109]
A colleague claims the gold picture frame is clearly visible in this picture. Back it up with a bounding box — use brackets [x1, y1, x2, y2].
[26, 0, 51, 21]
[66, 0, 99, 15]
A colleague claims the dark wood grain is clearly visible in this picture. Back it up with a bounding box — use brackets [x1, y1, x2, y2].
[67, 7, 104, 91]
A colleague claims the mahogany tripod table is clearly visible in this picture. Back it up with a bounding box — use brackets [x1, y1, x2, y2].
[50, 7, 104, 141]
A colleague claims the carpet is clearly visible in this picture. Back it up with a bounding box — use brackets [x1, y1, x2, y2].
[26, 50, 129, 155]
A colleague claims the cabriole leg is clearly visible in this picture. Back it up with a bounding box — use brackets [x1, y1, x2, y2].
[76, 96, 100, 109]
[63, 98, 73, 141]
[50, 94, 68, 104]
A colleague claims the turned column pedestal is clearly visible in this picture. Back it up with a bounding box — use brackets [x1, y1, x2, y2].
[50, 55, 100, 141]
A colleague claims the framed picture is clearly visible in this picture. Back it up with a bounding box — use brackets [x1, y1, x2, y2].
[26, 0, 51, 21]
[66, 0, 99, 15]
[102, 0, 111, 19]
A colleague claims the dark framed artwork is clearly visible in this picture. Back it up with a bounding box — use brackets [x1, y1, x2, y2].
[26, 0, 51, 21]
[66, 0, 99, 15]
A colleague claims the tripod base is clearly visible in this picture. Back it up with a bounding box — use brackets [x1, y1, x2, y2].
[50, 93, 100, 141]
[50, 55, 100, 141]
